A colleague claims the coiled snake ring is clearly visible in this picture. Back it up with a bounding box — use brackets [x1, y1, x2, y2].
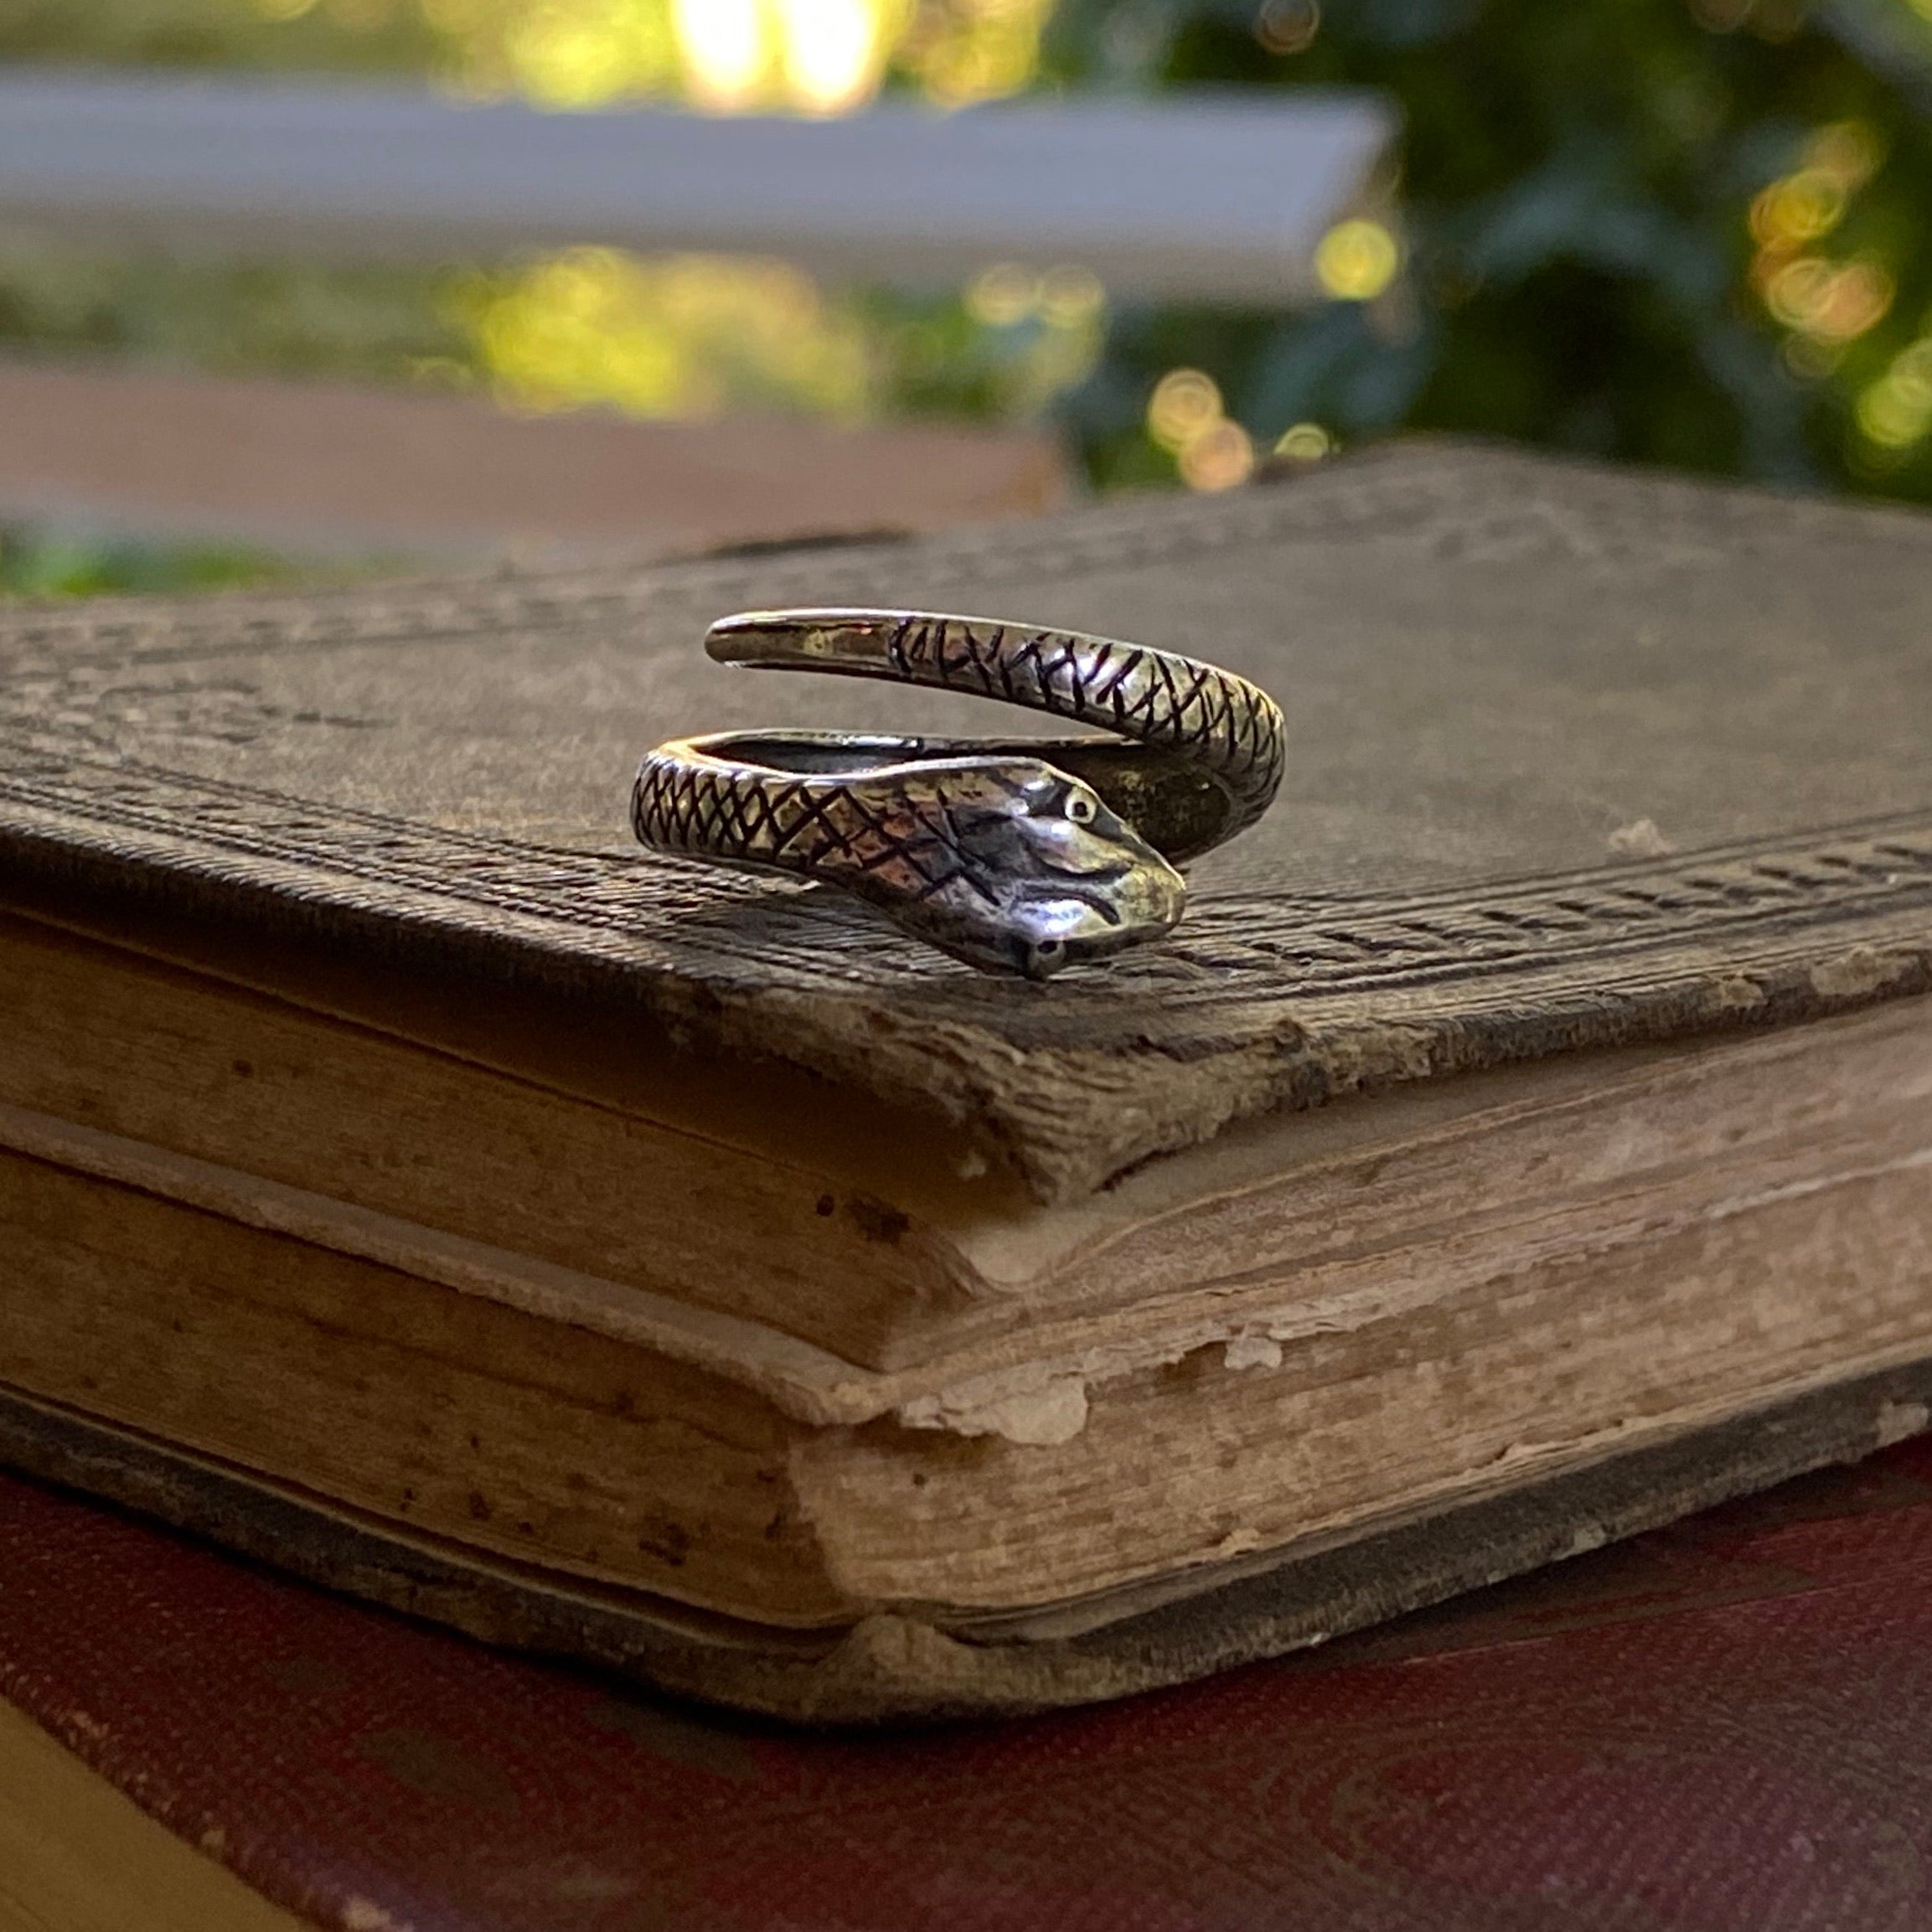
[632, 609, 1285, 979]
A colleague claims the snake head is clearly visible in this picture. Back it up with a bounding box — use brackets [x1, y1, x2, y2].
[861, 760, 1188, 980]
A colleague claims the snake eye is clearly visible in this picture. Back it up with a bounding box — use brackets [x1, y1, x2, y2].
[1025, 937, 1067, 979]
[1066, 793, 1096, 824]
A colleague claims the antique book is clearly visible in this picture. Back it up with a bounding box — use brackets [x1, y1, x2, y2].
[0, 439, 1928, 1722]
[5, 1439, 1932, 1929]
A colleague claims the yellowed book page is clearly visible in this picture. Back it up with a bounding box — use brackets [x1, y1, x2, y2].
[0, 1696, 305, 1932]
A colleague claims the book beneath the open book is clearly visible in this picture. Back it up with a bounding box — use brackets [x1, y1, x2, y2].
[1, 439, 1928, 1722]
[11, 1439, 1932, 1931]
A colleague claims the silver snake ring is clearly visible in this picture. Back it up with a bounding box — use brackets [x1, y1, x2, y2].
[631, 609, 1285, 979]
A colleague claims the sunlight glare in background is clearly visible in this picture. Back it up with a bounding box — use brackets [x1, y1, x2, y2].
[233, 0, 1343, 480]
[773, 0, 891, 113]
[671, 0, 767, 106]
[328, 0, 1087, 434]
[389, 0, 1047, 111]
[666, 0, 891, 113]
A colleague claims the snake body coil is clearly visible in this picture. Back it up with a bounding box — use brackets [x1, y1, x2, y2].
[633, 609, 1285, 979]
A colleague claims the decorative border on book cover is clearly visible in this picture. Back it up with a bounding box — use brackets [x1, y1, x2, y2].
[0, 749, 1928, 1009]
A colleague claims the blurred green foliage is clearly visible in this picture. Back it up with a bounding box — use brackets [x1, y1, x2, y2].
[0, 0, 1097, 445]
[0, 524, 305, 597]
[0, 0, 480, 433]
[0, 0, 434, 75]
[0, 245, 476, 598]
[1045, 0, 1932, 498]
[7, 0, 1932, 519]
[0, 247, 468, 382]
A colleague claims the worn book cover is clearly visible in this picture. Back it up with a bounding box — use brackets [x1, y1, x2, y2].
[0, 438, 1928, 1719]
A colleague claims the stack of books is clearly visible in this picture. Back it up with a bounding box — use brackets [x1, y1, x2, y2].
[0, 438, 1925, 1739]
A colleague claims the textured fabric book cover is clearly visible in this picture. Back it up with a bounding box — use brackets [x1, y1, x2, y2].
[5, 1441, 1932, 1931]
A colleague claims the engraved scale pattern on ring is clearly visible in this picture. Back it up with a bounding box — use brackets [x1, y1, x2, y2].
[631, 609, 1288, 978]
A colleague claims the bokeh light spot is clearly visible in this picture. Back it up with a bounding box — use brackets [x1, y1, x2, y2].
[966, 263, 1038, 328]
[1253, 0, 1319, 56]
[1764, 256, 1892, 344]
[1858, 339, 1932, 451]
[1315, 220, 1399, 302]
[1038, 266, 1106, 327]
[1147, 368, 1224, 452]
[1749, 171, 1846, 250]
[1273, 421, 1330, 461]
[1179, 420, 1255, 492]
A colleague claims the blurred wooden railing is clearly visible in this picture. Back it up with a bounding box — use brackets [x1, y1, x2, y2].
[0, 69, 1394, 564]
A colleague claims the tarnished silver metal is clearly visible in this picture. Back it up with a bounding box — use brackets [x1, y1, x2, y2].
[632, 609, 1285, 979]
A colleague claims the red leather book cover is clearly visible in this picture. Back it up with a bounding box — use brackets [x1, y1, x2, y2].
[6, 1439, 1932, 1931]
